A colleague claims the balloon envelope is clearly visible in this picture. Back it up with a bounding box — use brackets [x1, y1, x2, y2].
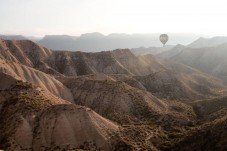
[159, 34, 169, 45]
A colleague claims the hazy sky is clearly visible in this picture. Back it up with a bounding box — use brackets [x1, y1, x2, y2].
[1, 0, 227, 37]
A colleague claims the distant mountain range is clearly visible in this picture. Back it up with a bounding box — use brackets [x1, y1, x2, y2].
[135, 36, 227, 87]
[132, 36, 227, 56]
[0, 35, 27, 40]
[38, 33, 206, 51]
[131, 45, 175, 56]
[0, 34, 41, 42]
[188, 36, 227, 48]
[169, 43, 227, 83]
[0, 33, 206, 51]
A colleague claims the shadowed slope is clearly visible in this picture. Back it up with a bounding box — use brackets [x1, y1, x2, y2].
[59, 74, 196, 129]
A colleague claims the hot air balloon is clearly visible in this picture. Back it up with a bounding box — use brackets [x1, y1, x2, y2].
[159, 34, 168, 46]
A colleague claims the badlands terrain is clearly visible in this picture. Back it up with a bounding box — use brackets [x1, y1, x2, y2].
[0, 38, 227, 151]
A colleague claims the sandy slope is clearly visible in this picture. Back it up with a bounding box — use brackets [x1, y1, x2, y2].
[0, 59, 73, 102]
[0, 74, 125, 151]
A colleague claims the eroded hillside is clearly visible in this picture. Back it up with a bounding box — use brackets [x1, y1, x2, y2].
[0, 40, 227, 151]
